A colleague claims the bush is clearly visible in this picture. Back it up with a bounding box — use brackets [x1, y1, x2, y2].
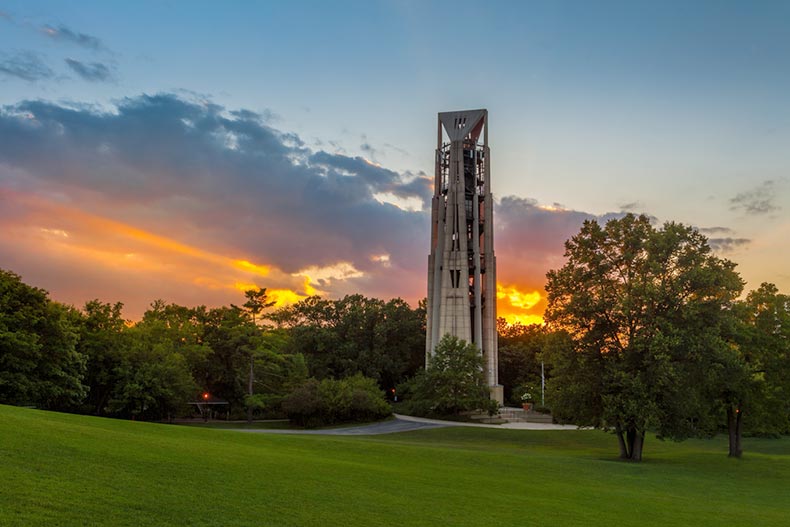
[281, 379, 329, 428]
[282, 374, 391, 428]
[405, 335, 499, 418]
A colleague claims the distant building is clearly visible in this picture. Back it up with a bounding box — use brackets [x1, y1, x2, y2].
[426, 109, 501, 404]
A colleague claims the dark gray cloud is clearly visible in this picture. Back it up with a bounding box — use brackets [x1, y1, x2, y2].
[309, 151, 403, 195]
[40, 24, 105, 51]
[730, 180, 781, 215]
[0, 51, 53, 81]
[64, 58, 115, 82]
[1, 93, 654, 306]
[0, 94, 431, 300]
[708, 237, 751, 253]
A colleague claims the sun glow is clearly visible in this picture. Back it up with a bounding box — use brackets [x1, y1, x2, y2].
[233, 282, 261, 293]
[1, 189, 326, 318]
[501, 313, 545, 326]
[496, 283, 545, 326]
[233, 260, 271, 276]
[497, 283, 541, 310]
[266, 288, 309, 307]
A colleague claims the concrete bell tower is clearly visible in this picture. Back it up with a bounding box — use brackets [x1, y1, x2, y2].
[426, 109, 502, 404]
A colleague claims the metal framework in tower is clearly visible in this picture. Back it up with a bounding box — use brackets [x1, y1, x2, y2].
[425, 109, 501, 404]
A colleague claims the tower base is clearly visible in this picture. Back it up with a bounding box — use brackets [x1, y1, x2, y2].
[490, 384, 504, 406]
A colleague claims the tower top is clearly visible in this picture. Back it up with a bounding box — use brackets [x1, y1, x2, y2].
[438, 109, 487, 142]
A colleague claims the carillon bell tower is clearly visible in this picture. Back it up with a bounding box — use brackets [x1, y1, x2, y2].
[425, 109, 501, 404]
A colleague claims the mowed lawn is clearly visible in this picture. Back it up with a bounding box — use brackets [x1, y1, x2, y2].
[1, 405, 788, 526]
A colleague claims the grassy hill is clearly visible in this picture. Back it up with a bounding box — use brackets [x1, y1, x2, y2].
[1, 404, 788, 526]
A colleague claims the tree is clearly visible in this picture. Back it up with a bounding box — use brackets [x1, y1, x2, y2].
[0, 269, 86, 409]
[242, 288, 276, 326]
[544, 214, 743, 461]
[138, 301, 213, 392]
[270, 294, 425, 390]
[240, 288, 275, 423]
[201, 305, 258, 412]
[77, 300, 129, 415]
[107, 328, 196, 421]
[98, 301, 202, 421]
[719, 283, 790, 457]
[245, 329, 301, 415]
[497, 320, 546, 405]
[407, 334, 497, 417]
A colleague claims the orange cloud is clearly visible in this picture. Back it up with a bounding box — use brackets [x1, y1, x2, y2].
[0, 188, 317, 318]
[233, 260, 271, 276]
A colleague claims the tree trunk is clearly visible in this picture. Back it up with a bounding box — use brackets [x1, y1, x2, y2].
[247, 355, 254, 424]
[616, 423, 645, 462]
[616, 423, 629, 459]
[630, 430, 645, 462]
[727, 406, 743, 458]
[96, 389, 111, 416]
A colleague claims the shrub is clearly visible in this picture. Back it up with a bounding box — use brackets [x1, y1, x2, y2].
[405, 335, 499, 418]
[282, 374, 391, 428]
[281, 379, 329, 428]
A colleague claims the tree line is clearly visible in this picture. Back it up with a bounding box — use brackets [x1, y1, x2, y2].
[1, 213, 788, 457]
[0, 269, 422, 426]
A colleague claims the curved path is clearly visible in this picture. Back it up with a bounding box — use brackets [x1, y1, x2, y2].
[233, 416, 445, 435]
[232, 414, 579, 436]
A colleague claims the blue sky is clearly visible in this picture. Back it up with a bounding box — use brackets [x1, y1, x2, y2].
[1, 0, 788, 320]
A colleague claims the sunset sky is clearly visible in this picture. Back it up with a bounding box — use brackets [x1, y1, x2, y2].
[1, 1, 789, 323]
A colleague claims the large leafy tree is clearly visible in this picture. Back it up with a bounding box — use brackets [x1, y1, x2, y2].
[544, 214, 743, 461]
[0, 269, 87, 409]
[408, 334, 497, 417]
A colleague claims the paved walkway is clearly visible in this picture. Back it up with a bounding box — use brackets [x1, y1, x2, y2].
[396, 413, 581, 431]
[233, 416, 446, 435]
[231, 414, 580, 436]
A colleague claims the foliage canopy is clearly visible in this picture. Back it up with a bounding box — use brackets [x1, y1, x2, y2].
[545, 214, 744, 460]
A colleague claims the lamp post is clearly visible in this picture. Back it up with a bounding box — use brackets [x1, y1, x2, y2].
[541, 361, 545, 407]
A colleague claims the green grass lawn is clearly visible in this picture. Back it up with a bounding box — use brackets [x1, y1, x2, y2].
[1, 404, 788, 526]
